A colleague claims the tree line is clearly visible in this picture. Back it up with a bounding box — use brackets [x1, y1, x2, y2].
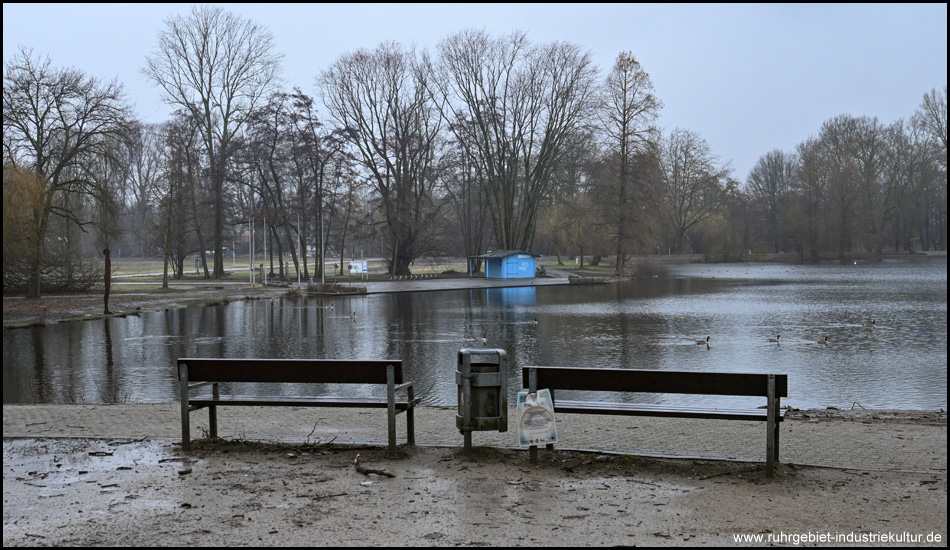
[4, 6, 947, 297]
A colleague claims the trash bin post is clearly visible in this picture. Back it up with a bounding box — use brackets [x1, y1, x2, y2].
[456, 348, 508, 451]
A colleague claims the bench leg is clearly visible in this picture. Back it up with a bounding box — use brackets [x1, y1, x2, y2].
[180, 401, 191, 452]
[209, 383, 219, 439]
[766, 375, 777, 478]
[528, 369, 539, 463]
[387, 365, 397, 456]
[774, 420, 780, 463]
[179, 364, 191, 451]
[407, 384, 416, 445]
[208, 405, 217, 439]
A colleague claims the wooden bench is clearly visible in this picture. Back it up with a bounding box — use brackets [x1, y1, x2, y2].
[523, 366, 788, 476]
[178, 358, 418, 455]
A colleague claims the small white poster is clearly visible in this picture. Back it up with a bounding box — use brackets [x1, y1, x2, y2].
[517, 389, 557, 447]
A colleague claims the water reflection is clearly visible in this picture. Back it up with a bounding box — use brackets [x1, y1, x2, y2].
[3, 259, 946, 410]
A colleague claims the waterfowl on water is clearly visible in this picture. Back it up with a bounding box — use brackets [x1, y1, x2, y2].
[863, 320, 876, 328]
[768, 334, 781, 343]
[527, 318, 539, 325]
[696, 336, 710, 345]
[817, 335, 829, 346]
[474, 334, 487, 344]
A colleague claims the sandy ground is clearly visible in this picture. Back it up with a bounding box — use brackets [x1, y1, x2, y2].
[3, 433, 946, 547]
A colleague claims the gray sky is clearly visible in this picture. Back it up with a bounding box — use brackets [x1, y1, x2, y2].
[4, 3, 947, 183]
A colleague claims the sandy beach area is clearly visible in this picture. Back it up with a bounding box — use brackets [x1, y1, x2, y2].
[3, 405, 946, 547]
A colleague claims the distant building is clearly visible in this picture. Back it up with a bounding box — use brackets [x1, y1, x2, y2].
[468, 250, 540, 279]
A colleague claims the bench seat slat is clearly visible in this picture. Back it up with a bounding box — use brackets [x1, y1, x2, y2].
[189, 396, 418, 409]
[524, 366, 788, 397]
[553, 400, 786, 421]
[180, 358, 404, 385]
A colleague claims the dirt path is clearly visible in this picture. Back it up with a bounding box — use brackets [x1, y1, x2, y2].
[3, 438, 946, 547]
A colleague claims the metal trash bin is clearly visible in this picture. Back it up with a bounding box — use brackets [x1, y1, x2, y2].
[456, 348, 508, 450]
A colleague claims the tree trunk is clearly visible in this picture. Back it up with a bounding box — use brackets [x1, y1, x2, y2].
[103, 249, 112, 314]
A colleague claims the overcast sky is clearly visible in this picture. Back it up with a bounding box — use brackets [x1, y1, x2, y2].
[4, 3, 947, 183]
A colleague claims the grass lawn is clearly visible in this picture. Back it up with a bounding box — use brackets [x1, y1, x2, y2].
[106, 256, 472, 280]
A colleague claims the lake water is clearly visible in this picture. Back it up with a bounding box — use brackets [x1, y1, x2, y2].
[3, 259, 946, 410]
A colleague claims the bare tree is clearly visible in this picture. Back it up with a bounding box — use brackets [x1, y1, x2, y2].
[159, 114, 204, 282]
[319, 41, 443, 276]
[599, 51, 661, 273]
[284, 89, 345, 284]
[658, 128, 731, 253]
[915, 86, 948, 170]
[852, 117, 893, 256]
[913, 86, 948, 250]
[746, 149, 795, 253]
[3, 48, 132, 298]
[144, 5, 282, 278]
[117, 122, 164, 257]
[433, 29, 598, 252]
[883, 119, 940, 252]
[241, 94, 300, 280]
[817, 115, 864, 258]
[440, 115, 492, 269]
[327, 159, 365, 276]
[789, 138, 830, 261]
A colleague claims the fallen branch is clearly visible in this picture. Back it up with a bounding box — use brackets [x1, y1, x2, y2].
[311, 492, 348, 500]
[354, 454, 395, 478]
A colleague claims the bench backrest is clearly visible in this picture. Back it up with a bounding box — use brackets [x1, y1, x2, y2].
[523, 366, 787, 397]
[178, 358, 404, 385]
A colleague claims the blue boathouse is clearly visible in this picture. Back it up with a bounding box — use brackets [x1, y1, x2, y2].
[468, 250, 540, 279]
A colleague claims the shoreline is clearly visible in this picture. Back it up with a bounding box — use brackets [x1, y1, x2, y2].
[4, 251, 946, 329]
